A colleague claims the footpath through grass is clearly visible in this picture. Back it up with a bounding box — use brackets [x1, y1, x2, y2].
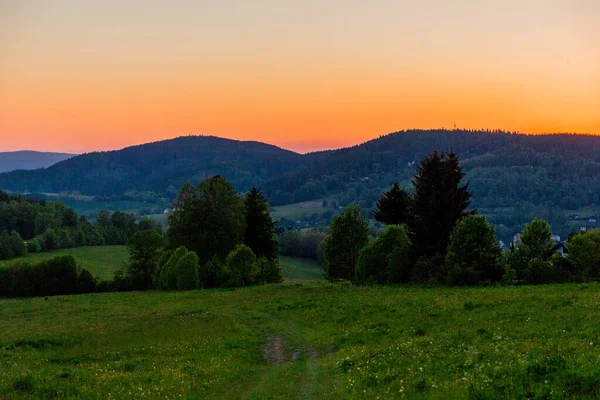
[0, 246, 128, 280]
[2, 283, 600, 399]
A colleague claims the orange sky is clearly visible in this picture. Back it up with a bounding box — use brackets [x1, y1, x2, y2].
[1, 0, 599, 153]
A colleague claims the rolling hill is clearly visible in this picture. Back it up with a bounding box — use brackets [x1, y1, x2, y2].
[0, 151, 74, 173]
[2, 130, 600, 240]
[0, 136, 305, 196]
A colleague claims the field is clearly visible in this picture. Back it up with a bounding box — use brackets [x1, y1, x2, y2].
[0, 247, 323, 284]
[0, 246, 129, 280]
[271, 199, 333, 220]
[2, 283, 600, 399]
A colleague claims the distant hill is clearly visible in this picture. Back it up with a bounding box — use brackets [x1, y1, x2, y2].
[3, 130, 600, 240]
[0, 151, 74, 173]
[0, 136, 305, 196]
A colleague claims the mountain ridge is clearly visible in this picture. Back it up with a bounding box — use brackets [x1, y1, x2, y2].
[0, 151, 75, 174]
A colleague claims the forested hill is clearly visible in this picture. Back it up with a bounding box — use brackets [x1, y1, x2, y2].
[0, 151, 74, 173]
[0, 136, 305, 196]
[264, 129, 600, 210]
[2, 130, 600, 234]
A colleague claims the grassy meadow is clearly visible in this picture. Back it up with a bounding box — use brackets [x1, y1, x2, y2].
[2, 282, 600, 399]
[0, 247, 323, 284]
[0, 246, 129, 280]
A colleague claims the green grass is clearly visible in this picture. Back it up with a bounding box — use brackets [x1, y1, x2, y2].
[0, 247, 321, 283]
[271, 199, 333, 220]
[0, 246, 128, 280]
[2, 283, 600, 399]
[280, 256, 323, 282]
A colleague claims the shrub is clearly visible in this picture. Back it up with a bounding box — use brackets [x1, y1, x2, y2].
[9, 231, 27, 257]
[76, 268, 96, 294]
[444, 215, 503, 285]
[154, 246, 188, 290]
[226, 244, 258, 287]
[256, 257, 283, 284]
[26, 238, 42, 254]
[525, 258, 557, 285]
[175, 251, 200, 290]
[0, 256, 78, 298]
[199, 256, 230, 288]
[279, 230, 328, 259]
[355, 225, 412, 284]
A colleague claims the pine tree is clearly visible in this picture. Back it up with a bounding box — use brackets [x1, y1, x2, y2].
[244, 188, 278, 260]
[372, 182, 412, 225]
[410, 151, 473, 263]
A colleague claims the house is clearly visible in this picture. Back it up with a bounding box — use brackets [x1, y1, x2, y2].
[589, 218, 597, 223]
[163, 209, 170, 214]
[551, 234, 561, 243]
[580, 226, 587, 232]
[551, 242, 568, 258]
[512, 233, 521, 245]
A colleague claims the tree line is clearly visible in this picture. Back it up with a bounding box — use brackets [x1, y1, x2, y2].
[114, 178, 283, 292]
[0, 190, 157, 261]
[322, 151, 600, 285]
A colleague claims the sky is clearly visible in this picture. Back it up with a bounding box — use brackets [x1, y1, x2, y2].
[0, 0, 599, 154]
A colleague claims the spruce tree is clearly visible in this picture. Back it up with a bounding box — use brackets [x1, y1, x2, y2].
[372, 182, 412, 225]
[244, 188, 278, 260]
[410, 151, 472, 262]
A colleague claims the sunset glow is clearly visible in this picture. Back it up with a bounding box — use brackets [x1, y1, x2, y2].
[1, 0, 599, 153]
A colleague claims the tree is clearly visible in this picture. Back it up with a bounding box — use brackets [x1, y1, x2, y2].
[355, 225, 412, 284]
[76, 268, 96, 294]
[508, 218, 557, 283]
[324, 204, 369, 281]
[372, 182, 412, 225]
[244, 187, 278, 260]
[9, 230, 27, 257]
[410, 151, 472, 278]
[256, 257, 283, 284]
[0, 230, 14, 260]
[226, 244, 258, 287]
[568, 229, 600, 280]
[168, 177, 246, 264]
[519, 218, 554, 261]
[126, 230, 166, 290]
[175, 251, 200, 290]
[444, 215, 503, 285]
[154, 246, 188, 290]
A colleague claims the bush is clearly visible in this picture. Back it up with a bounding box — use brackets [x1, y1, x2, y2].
[256, 257, 283, 284]
[355, 225, 412, 285]
[525, 258, 557, 285]
[175, 251, 200, 290]
[26, 238, 42, 254]
[199, 256, 230, 288]
[154, 246, 188, 290]
[279, 230, 328, 259]
[9, 231, 27, 257]
[226, 244, 258, 287]
[0, 256, 78, 298]
[76, 268, 96, 294]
